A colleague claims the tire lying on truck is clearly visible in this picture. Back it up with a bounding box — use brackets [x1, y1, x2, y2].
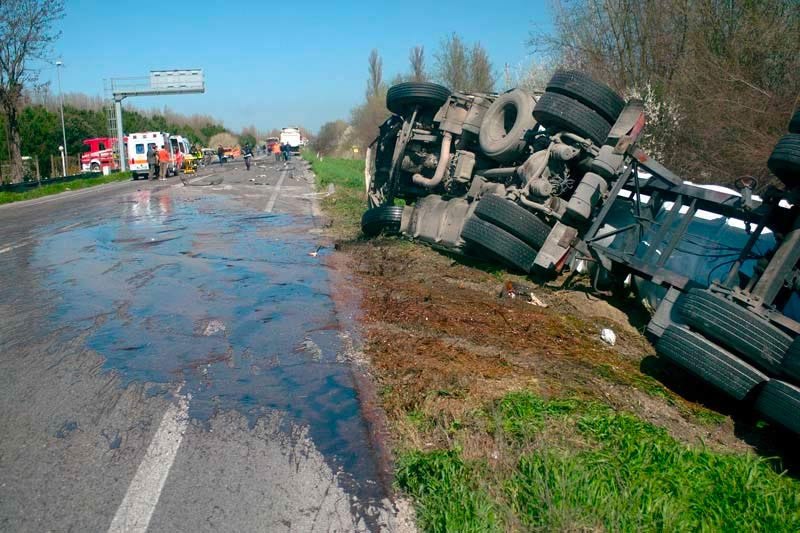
[478, 89, 537, 164]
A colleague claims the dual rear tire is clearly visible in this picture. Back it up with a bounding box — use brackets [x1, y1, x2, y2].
[533, 70, 625, 146]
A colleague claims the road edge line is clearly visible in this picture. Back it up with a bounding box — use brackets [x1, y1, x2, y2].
[107, 392, 189, 533]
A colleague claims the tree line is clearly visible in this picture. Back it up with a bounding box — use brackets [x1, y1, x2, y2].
[317, 3, 799, 189]
[314, 33, 496, 157]
[0, 0, 273, 182]
[533, 0, 800, 186]
[0, 99, 229, 179]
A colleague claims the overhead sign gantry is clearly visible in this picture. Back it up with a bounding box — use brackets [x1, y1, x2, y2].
[109, 69, 205, 171]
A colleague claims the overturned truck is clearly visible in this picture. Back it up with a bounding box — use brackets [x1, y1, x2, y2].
[361, 72, 800, 435]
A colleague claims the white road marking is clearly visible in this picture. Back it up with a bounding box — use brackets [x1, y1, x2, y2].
[264, 169, 288, 213]
[107, 392, 189, 533]
[0, 241, 30, 254]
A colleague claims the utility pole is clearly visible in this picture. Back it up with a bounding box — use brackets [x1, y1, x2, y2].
[115, 97, 125, 172]
[56, 61, 67, 176]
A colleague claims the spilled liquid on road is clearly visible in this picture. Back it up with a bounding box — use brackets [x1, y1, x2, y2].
[34, 189, 379, 492]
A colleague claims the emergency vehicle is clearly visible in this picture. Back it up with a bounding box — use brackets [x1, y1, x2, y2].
[280, 127, 302, 154]
[127, 132, 177, 180]
[169, 135, 192, 172]
[81, 137, 123, 172]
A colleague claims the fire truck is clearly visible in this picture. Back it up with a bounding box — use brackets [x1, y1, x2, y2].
[80, 137, 123, 172]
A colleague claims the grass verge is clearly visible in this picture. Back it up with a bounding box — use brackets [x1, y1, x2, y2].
[0, 172, 133, 205]
[397, 392, 800, 532]
[302, 151, 365, 237]
[310, 154, 800, 531]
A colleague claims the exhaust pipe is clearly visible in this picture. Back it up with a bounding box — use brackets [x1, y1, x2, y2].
[412, 132, 452, 188]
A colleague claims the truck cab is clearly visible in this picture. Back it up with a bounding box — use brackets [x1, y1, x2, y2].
[280, 127, 302, 154]
[81, 137, 119, 172]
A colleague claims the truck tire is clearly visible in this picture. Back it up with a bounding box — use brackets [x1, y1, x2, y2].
[90, 162, 100, 172]
[677, 289, 792, 375]
[478, 89, 537, 164]
[461, 216, 537, 273]
[767, 134, 800, 185]
[754, 380, 800, 434]
[545, 70, 625, 124]
[533, 92, 612, 146]
[656, 325, 769, 400]
[361, 205, 403, 236]
[782, 336, 800, 382]
[474, 194, 550, 250]
[386, 82, 451, 117]
[789, 110, 800, 134]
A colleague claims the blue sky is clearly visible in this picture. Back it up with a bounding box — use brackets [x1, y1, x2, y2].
[39, 0, 553, 133]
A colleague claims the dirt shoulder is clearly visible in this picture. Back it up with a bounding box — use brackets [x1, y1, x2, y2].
[309, 153, 800, 532]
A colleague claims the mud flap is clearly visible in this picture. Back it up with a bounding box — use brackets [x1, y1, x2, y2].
[533, 222, 578, 272]
[646, 286, 684, 338]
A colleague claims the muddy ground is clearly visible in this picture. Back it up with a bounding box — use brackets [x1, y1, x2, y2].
[326, 228, 800, 475]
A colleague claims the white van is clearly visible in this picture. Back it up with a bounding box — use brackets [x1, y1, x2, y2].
[280, 127, 302, 153]
[127, 132, 176, 180]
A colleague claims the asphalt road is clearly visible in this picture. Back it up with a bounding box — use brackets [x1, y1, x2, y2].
[0, 157, 410, 532]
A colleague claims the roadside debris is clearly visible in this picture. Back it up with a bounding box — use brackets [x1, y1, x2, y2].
[600, 328, 617, 346]
[501, 280, 548, 307]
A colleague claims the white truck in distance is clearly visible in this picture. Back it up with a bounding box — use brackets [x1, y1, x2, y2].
[280, 127, 303, 154]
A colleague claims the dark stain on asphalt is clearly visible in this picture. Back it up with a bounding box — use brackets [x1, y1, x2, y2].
[33, 193, 382, 501]
[55, 420, 78, 438]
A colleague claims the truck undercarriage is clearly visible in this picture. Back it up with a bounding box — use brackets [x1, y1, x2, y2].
[360, 72, 800, 434]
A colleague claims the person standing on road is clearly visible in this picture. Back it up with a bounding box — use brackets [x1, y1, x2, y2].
[243, 144, 253, 170]
[217, 145, 225, 164]
[158, 145, 170, 180]
[147, 144, 158, 180]
[272, 142, 281, 164]
[284, 143, 292, 162]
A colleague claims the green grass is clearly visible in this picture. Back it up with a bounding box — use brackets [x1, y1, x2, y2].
[302, 151, 366, 237]
[0, 172, 132, 205]
[396, 391, 800, 532]
[396, 450, 501, 533]
[302, 150, 364, 190]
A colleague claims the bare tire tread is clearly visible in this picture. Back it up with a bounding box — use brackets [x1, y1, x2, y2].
[768, 134, 800, 184]
[386, 82, 451, 117]
[461, 216, 537, 273]
[545, 70, 625, 123]
[678, 289, 791, 374]
[657, 325, 768, 400]
[362, 206, 403, 236]
[533, 92, 612, 146]
[474, 194, 551, 250]
[754, 380, 800, 434]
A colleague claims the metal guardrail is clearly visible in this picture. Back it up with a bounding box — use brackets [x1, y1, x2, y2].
[0, 171, 106, 193]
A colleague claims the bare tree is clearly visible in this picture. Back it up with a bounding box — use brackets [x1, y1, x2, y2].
[367, 49, 384, 98]
[469, 43, 494, 93]
[435, 33, 469, 91]
[409, 46, 427, 82]
[313, 120, 349, 156]
[352, 51, 390, 150]
[0, 0, 64, 182]
[532, 0, 800, 186]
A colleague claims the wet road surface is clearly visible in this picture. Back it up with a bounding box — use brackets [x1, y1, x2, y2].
[0, 158, 409, 532]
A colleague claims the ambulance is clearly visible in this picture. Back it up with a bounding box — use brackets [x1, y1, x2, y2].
[127, 131, 177, 180]
[170, 135, 192, 173]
